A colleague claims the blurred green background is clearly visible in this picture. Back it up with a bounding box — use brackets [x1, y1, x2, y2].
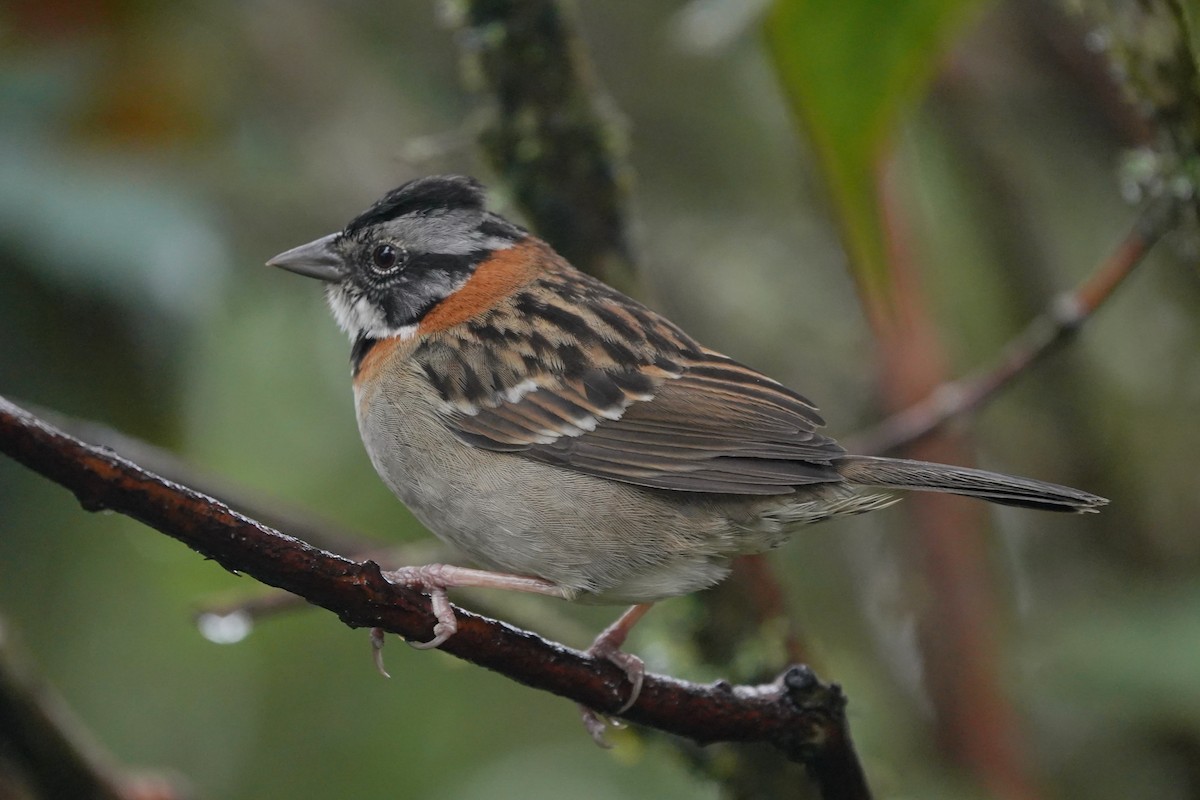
[2, 1, 1199, 798]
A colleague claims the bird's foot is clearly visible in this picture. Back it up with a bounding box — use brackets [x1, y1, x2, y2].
[577, 602, 654, 746]
[371, 564, 570, 672]
[381, 564, 463, 650]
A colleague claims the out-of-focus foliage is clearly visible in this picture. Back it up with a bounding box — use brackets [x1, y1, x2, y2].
[765, 0, 985, 303]
[1, 1, 1198, 799]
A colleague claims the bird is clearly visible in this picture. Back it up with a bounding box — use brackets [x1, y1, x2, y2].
[267, 174, 1106, 739]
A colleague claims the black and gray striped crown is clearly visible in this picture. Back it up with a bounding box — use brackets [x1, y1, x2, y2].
[346, 175, 486, 235]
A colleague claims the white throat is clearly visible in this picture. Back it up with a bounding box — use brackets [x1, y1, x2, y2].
[325, 285, 418, 341]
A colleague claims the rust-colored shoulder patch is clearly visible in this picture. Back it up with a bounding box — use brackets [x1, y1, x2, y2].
[352, 334, 409, 387]
[418, 238, 546, 334]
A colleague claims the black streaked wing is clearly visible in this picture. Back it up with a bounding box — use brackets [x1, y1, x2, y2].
[449, 366, 661, 449]
[420, 263, 845, 495]
[447, 351, 845, 495]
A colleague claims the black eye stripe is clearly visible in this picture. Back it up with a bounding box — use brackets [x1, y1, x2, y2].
[363, 248, 494, 331]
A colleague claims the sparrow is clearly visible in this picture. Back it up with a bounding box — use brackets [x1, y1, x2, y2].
[268, 174, 1106, 737]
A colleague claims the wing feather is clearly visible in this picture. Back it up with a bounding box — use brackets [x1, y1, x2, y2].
[416, 266, 846, 495]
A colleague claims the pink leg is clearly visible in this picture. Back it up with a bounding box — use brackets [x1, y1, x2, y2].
[380, 563, 570, 650]
[579, 602, 655, 746]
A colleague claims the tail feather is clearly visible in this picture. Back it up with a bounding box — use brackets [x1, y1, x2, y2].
[835, 455, 1108, 513]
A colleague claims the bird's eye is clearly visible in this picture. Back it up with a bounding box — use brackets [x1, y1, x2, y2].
[369, 243, 405, 274]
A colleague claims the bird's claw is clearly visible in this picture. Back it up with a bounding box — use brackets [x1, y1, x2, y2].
[406, 617, 456, 650]
[382, 565, 459, 649]
[579, 706, 614, 748]
[370, 627, 391, 678]
[602, 649, 645, 714]
[577, 634, 646, 746]
[368, 566, 460, 672]
[587, 635, 646, 715]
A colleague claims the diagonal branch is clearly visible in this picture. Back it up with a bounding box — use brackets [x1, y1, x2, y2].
[0, 395, 869, 799]
[0, 621, 188, 800]
[846, 197, 1176, 456]
[22, 404, 370, 555]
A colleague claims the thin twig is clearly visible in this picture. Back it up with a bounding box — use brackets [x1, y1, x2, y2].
[846, 198, 1175, 456]
[0, 620, 189, 800]
[0, 395, 868, 792]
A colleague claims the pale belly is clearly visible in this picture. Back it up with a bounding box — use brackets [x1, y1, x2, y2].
[352, 371, 771, 603]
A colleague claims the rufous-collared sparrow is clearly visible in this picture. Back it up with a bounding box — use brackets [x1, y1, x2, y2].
[268, 175, 1106, 734]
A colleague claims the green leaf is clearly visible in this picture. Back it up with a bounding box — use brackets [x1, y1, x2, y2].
[765, 0, 985, 303]
[1174, 0, 1200, 74]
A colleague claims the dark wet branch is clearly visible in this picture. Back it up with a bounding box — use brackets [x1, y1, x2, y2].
[0, 395, 869, 798]
[23, 404, 369, 556]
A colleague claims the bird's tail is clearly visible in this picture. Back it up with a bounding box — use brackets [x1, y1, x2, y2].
[835, 455, 1108, 513]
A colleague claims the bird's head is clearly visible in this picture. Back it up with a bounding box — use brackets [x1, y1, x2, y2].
[267, 175, 527, 340]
